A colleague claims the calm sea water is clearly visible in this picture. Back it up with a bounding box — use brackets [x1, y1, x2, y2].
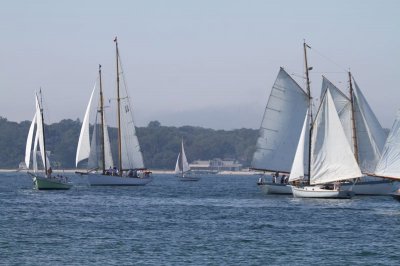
[1, 171, 400, 265]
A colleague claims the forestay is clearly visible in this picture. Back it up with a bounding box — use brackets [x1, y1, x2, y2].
[251, 67, 309, 173]
[374, 109, 400, 179]
[310, 90, 362, 184]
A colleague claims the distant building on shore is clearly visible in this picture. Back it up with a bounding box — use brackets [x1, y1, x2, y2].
[190, 158, 242, 172]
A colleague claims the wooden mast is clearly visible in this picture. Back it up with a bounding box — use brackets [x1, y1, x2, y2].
[115, 37, 123, 176]
[38, 89, 48, 175]
[99, 64, 106, 174]
[303, 41, 312, 185]
[348, 71, 359, 163]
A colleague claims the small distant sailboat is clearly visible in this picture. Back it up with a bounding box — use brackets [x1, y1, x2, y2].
[175, 140, 200, 181]
[25, 91, 72, 190]
[75, 38, 152, 186]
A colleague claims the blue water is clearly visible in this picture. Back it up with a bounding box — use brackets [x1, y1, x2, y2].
[1, 172, 400, 265]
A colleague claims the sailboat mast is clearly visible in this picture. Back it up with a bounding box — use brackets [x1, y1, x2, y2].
[115, 37, 123, 176]
[99, 64, 106, 174]
[348, 71, 359, 163]
[303, 41, 312, 185]
[38, 90, 48, 174]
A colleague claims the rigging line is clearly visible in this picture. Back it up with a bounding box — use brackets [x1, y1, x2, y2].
[308, 46, 348, 72]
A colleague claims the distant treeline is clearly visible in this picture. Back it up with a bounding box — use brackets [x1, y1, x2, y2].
[0, 117, 258, 170]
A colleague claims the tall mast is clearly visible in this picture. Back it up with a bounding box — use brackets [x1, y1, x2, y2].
[348, 71, 359, 163]
[303, 41, 313, 185]
[39, 89, 48, 174]
[114, 37, 123, 175]
[99, 64, 106, 174]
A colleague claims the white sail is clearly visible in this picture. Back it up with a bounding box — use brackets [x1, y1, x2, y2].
[76, 84, 96, 167]
[289, 110, 309, 182]
[310, 90, 362, 185]
[25, 112, 37, 168]
[374, 109, 400, 179]
[119, 88, 144, 169]
[352, 79, 387, 173]
[103, 114, 114, 169]
[251, 67, 309, 172]
[35, 95, 47, 169]
[320, 77, 353, 149]
[87, 116, 99, 169]
[181, 141, 190, 173]
[175, 153, 181, 174]
[32, 130, 39, 172]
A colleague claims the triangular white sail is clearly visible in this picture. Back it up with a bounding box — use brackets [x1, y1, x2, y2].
[352, 79, 387, 173]
[251, 68, 309, 172]
[35, 94, 46, 169]
[88, 115, 99, 169]
[76, 84, 96, 167]
[174, 153, 180, 174]
[320, 77, 353, 149]
[32, 130, 39, 172]
[25, 112, 37, 169]
[289, 110, 309, 182]
[102, 114, 114, 169]
[119, 82, 144, 169]
[310, 90, 362, 185]
[374, 109, 400, 179]
[181, 141, 190, 173]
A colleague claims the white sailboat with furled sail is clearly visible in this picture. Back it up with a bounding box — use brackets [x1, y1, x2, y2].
[75, 38, 152, 186]
[370, 109, 400, 200]
[320, 74, 396, 195]
[251, 67, 309, 194]
[25, 91, 72, 190]
[291, 89, 361, 198]
[175, 139, 200, 181]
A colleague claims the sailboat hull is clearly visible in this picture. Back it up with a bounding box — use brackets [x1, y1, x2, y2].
[82, 173, 152, 186]
[341, 178, 398, 195]
[29, 172, 72, 190]
[259, 183, 292, 195]
[178, 176, 201, 182]
[291, 186, 354, 199]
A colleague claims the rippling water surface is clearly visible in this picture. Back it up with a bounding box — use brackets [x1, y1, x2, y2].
[1, 172, 400, 265]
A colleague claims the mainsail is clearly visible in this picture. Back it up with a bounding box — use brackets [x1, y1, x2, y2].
[352, 79, 387, 173]
[374, 109, 400, 179]
[251, 67, 309, 173]
[181, 141, 190, 173]
[310, 90, 362, 185]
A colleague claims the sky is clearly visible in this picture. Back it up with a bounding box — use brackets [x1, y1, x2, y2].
[0, 0, 399, 130]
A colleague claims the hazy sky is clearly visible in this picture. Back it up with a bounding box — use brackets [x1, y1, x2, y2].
[0, 0, 399, 129]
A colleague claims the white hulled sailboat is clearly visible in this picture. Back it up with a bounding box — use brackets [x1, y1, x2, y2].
[291, 89, 362, 198]
[25, 92, 72, 190]
[251, 67, 309, 194]
[175, 139, 200, 181]
[321, 75, 397, 195]
[75, 38, 152, 186]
